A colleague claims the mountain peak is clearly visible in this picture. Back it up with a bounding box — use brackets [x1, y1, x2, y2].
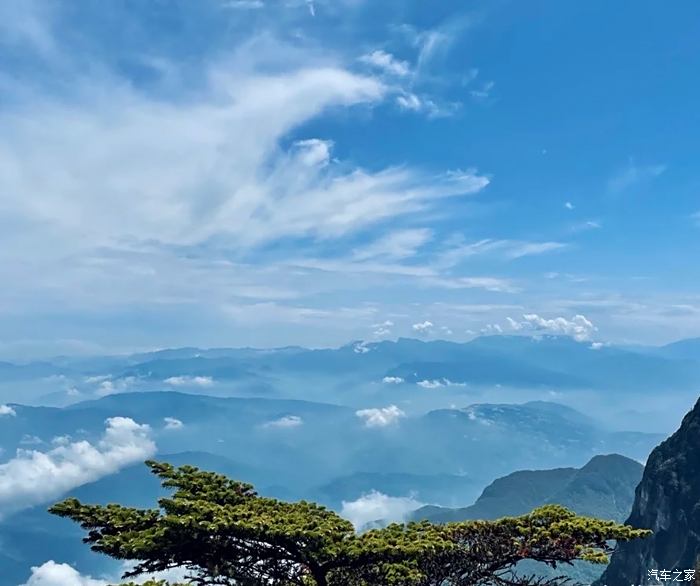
[597, 397, 700, 585]
[579, 453, 643, 474]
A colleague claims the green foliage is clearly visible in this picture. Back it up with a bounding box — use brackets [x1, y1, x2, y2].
[50, 461, 651, 586]
[116, 582, 187, 586]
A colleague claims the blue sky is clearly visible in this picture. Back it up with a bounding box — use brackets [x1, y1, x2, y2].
[1, 0, 699, 358]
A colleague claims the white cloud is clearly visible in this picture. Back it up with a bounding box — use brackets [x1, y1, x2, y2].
[0, 404, 16, 417]
[396, 92, 422, 111]
[0, 10, 502, 352]
[412, 320, 433, 334]
[164, 375, 214, 387]
[413, 25, 459, 70]
[20, 560, 190, 586]
[94, 376, 136, 397]
[262, 415, 303, 429]
[340, 490, 424, 530]
[0, 64, 388, 259]
[524, 313, 596, 341]
[353, 341, 371, 354]
[381, 376, 404, 384]
[395, 92, 457, 118]
[417, 379, 443, 389]
[507, 313, 597, 342]
[285, 255, 514, 297]
[372, 320, 394, 337]
[480, 324, 503, 335]
[506, 317, 523, 331]
[0, 417, 155, 518]
[163, 417, 184, 430]
[20, 561, 109, 586]
[0, 34, 490, 279]
[415, 378, 465, 389]
[95, 381, 115, 396]
[293, 138, 333, 167]
[564, 201, 574, 210]
[84, 374, 111, 384]
[360, 50, 410, 77]
[355, 405, 405, 428]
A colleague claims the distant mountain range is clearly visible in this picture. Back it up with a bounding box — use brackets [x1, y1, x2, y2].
[1, 334, 698, 584]
[2, 335, 700, 409]
[0, 392, 663, 490]
[0, 390, 665, 585]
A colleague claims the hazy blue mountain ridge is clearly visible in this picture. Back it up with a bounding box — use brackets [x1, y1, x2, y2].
[410, 454, 643, 524]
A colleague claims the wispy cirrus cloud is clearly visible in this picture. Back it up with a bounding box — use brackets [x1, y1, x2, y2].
[0, 9, 500, 353]
[504, 241, 568, 259]
[435, 238, 568, 268]
[395, 92, 459, 118]
[568, 220, 602, 234]
[360, 50, 410, 77]
[608, 160, 666, 193]
[4, 1, 684, 353]
[351, 229, 432, 261]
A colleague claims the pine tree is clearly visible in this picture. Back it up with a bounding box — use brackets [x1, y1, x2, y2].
[49, 461, 651, 586]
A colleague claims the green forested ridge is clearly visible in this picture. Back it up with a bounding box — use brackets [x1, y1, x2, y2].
[50, 460, 650, 586]
[412, 454, 643, 525]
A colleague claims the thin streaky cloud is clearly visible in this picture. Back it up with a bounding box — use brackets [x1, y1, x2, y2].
[608, 160, 667, 193]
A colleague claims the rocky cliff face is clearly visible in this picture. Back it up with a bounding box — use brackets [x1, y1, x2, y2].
[598, 397, 700, 586]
